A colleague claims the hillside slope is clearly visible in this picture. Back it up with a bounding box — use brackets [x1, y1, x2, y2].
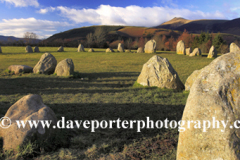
[45, 25, 181, 46]
[156, 17, 228, 33]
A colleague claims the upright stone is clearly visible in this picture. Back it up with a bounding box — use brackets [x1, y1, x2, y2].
[230, 42, 240, 53]
[177, 51, 240, 160]
[0, 46, 2, 53]
[184, 69, 201, 91]
[55, 58, 74, 76]
[0, 94, 57, 151]
[176, 40, 185, 55]
[33, 53, 57, 74]
[189, 48, 201, 57]
[25, 45, 33, 53]
[137, 47, 144, 53]
[186, 48, 192, 56]
[34, 46, 40, 52]
[137, 55, 184, 90]
[57, 46, 64, 52]
[117, 43, 125, 52]
[144, 40, 156, 53]
[77, 44, 85, 52]
[207, 45, 217, 58]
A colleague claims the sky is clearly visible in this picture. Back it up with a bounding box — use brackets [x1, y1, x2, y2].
[0, 0, 240, 39]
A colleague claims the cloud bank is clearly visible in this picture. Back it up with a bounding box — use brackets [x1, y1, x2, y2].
[0, 0, 39, 7]
[0, 18, 70, 38]
[53, 5, 226, 27]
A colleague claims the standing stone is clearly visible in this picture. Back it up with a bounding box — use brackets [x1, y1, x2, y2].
[186, 48, 192, 56]
[8, 65, 33, 74]
[88, 48, 94, 52]
[144, 40, 156, 53]
[230, 42, 240, 53]
[189, 48, 201, 57]
[0, 94, 57, 151]
[25, 45, 33, 53]
[117, 43, 125, 52]
[34, 46, 40, 52]
[177, 51, 240, 160]
[57, 46, 64, 52]
[77, 44, 85, 52]
[106, 48, 114, 53]
[137, 47, 144, 53]
[55, 58, 74, 76]
[137, 55, 184, 90]
[184, 69, 201, 91]
[176, 40, 185, 55]
[207, 45, 217, 58]
[33, 53, 57, 74]
[0, 46, 2, 53]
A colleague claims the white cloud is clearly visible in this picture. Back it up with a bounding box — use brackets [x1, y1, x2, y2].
[37, 7, 56, 14]
[0, 0, 39, 7]
[0, 17, 70, 38]
[56, 5, 226, 27]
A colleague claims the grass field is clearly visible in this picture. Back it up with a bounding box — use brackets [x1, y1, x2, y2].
[0, 46, 214, 159]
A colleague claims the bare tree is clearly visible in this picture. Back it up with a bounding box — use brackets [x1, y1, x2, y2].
[23, 32, 38, 45]
[125, 38, 132, 49]
[93, 27, 106, 48]
[86, 32, 94, 47]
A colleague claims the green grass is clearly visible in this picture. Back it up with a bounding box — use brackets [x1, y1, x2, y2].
[0, 46, 215, 159]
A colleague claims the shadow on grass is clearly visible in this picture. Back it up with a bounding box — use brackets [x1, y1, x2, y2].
[48, 102, 184, 159]
[0, 72, 141, 95]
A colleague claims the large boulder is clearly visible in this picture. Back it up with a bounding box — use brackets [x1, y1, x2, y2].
[125, 49, 131, 53]
[189, 48, 201, 57]
[0, 94, 57, 151]
[117, 43, 125, 52]
[55, 58, 74, 76]
[184, 69, 201, 91]
[177, 51, 240, 160]
[230, 42, 240, 53]
[106, 48, 114, 53]
[88, 48, 94, 52]
[57, 46, 64, 52]
[186, 48, 192, 56]
[8, 65, 33, 74]
[207, 45, 217, 58]
[137, 55, 184, 90]
[34, 46, 40, 52]
[144, 40, 156, 53]
[33, 53, 57, 74]
[77, 44, 85, 52]
[25, 45, 33, 53]
[137, 47, 144, 53]
[176, 40, 185, 55]
[0, 46, 2, 53]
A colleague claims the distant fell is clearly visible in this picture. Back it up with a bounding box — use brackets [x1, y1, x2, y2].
[155, 17, 240, 35]
[157, 17, 192, 29]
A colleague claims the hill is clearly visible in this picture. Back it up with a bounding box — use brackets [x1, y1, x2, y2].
[155, 17, 240, 36]
[0, 35, 22, 42]
[156, 17, 192, 29]
[156, 17, 228, 33]
[44, 25, 181, 47]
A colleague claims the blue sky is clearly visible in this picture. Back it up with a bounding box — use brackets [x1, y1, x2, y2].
[0, 0, 239, 39]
